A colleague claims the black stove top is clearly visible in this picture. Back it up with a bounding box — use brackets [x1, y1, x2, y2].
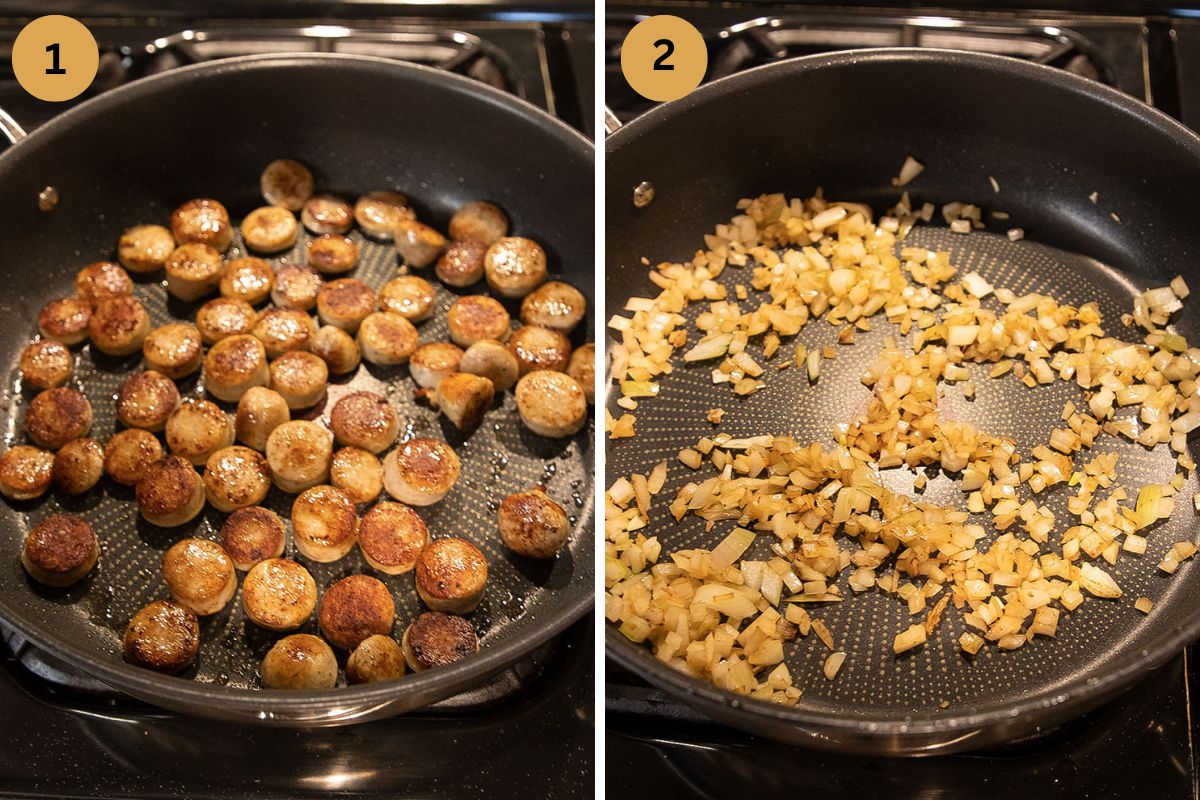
[0, 7, 593, 799]
[605, 5, 1165, 126]
[608, 651, 1197, 798]
[0, 617, 593, 800]
[0, 11, 594, 136]
[605, 4, 1200, 796]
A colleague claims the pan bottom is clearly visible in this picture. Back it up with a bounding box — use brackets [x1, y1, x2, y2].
[2, 224, 591, 697]
[607, 222, 1199, 729]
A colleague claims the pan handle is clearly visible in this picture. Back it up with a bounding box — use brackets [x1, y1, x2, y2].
[0, 106, 28, 146]
[604, 107, 622, 136]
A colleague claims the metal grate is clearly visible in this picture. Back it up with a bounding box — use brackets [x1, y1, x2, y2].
[710, 15, 1119, 84]
[605, 12, 1121, 125]
[139, 26, 522, 97]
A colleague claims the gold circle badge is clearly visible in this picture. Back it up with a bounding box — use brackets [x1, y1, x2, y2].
[620, 16, 708, 103]
[12, 16, 99, 103]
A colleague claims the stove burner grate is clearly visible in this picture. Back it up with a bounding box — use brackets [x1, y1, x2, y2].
[137, 25, 522, 97]
[605, 12, 1122, 126]
[711, 15, 1119, 85]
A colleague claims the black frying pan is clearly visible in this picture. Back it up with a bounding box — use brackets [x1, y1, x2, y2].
[605, 49, 1200, 753]
[0, 53, 594, 725]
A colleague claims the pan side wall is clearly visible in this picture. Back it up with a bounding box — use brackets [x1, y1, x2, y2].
[0, 56, 595, 722]
[604, 51, 1200, 750]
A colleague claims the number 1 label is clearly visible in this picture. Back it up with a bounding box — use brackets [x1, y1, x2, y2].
[45, 43, 67, 75]
[12, 16, 99, 101]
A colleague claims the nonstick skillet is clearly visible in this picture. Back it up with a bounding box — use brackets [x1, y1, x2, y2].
[605, 49, 1200, 754]
[0, 53, 594, 725]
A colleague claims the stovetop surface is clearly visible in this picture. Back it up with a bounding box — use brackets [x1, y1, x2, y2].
[604, 3, 1200, 796]
[0, 617, 593, 800]
[608, 649, 1198, 798]
[0, 12, 594, 135]
[605, 3, 1164, 124]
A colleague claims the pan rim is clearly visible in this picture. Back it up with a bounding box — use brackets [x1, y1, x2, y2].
[604, 46, 1200, 742]
[0, 51, 594, 157]
[606, 45, 1200, 156]
[0, 52, 595, 719]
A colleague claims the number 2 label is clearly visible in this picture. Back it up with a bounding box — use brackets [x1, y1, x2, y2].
[620, 16, 706, 102]
[653, 39, 675, 71]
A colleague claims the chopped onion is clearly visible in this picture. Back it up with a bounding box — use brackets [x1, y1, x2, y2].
[1160, 334, 1188, 353]
[811, 206, 848, 231]
[959, 632, 984, 655]
[947, 325, 980, 346]
[823, 651, 847, 680]
[620, 380, 660, 398]
[893, 156, 924, 187]
[648, 460, 668, 494]
[721, 436, 772, 450]
[829, 268, 856, 296]
[785, 593, 844, 603]
[760, 569, 783, 606]
[1079, 563, 1122, 599]
[607, 314, 632, 331]
[710, 528, 756, 570]
[811, 619, 835, 651]
[1173, 411, 1200, 433]
[1145, 286, 1183, 316]
[893, 625, 927, 654]
[961, 271, 994, 298]
[741, 560, 765, 592]
[684, 333, 733, 362]
[694, 584, 757, 620]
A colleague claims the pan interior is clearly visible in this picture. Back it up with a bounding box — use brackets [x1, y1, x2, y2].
[606, 219, 1200, 720]
[4, 221, 593, 692]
